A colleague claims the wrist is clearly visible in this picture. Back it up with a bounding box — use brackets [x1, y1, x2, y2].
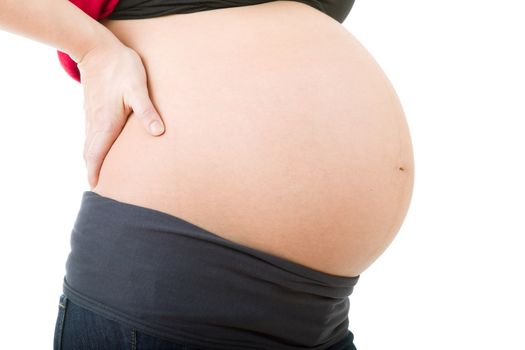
[70, 22, 124, 64]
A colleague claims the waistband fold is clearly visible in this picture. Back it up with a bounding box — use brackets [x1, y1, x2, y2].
[64, 190, 359, 349]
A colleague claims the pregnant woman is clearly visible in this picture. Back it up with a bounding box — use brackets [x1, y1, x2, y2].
[1, 0, 414, 349]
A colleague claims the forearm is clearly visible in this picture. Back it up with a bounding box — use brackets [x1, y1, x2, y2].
[0, 0, 120, 62]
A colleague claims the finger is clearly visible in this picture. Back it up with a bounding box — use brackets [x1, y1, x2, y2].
[83, 127, 120, 189]
[129, 88, 165, 136]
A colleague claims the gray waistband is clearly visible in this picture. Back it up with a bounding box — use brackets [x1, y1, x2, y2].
[63, 190, 359, 349]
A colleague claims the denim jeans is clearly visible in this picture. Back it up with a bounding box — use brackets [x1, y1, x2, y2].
[53, 294, 357, 350]
[53, 294, 190, 350]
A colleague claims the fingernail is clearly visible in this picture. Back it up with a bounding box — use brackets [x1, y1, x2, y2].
[149, 120, 164, 134]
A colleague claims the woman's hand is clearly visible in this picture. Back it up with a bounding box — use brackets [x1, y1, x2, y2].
[77, 41, 165, 190]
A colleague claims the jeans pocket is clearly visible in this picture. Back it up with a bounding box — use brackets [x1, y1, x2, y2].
[53, 294, 68, 350]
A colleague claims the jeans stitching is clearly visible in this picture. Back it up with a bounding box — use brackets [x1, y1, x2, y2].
[131, 328, 137, 350]
[54, 294, 68, 350]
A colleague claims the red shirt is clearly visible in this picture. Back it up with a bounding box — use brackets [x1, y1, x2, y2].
[56, 0, 120, 83]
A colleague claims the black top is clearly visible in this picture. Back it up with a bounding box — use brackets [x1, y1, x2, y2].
[107, 0, 356, 23]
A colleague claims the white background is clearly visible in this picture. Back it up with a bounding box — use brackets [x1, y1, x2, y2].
[1, 0, 524, 349]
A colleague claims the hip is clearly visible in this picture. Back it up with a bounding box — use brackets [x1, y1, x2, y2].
[54, 293, 357, 350]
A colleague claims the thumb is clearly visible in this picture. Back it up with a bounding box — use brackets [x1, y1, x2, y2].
[131, 91, 165, 136]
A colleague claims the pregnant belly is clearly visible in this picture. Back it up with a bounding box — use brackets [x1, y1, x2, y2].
[94, 0, 415, 277]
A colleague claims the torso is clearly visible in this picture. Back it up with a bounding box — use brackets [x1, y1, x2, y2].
[94, 0, 415, 278]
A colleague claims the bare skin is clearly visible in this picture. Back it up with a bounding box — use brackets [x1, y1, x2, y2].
[92, 0, 415, 278]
